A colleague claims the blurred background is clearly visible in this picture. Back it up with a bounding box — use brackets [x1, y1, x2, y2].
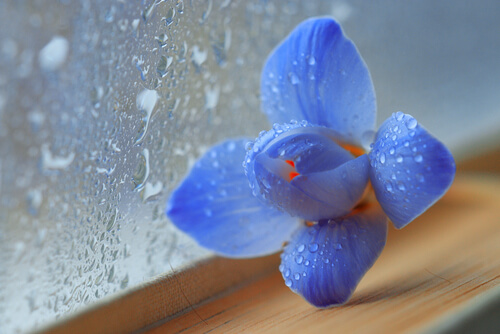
[0, 0, 499, 332]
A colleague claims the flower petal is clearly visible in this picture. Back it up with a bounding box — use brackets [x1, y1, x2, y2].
[279, 204, 388, 307]
[166, 139, 301, 258]
[244, 122, 366, 221]
[261, 17, 376, 147]
[292, 154, 370, 211]
[369, 112, 456, 229]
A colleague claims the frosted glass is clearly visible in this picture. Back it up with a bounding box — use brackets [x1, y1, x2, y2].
[0, 0, 499, 332]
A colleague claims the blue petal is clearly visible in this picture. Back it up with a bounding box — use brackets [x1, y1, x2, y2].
[244, 122, 368, 221]
[292, 154, 370, 212]
[261, 17, 376, 147]
[279, 204, 387, 307]
[369, 112, 456, 229]
[166, 139, 301, 258]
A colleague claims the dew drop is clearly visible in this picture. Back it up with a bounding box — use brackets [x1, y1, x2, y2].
[397, 182, 406, 191]
[385, 182, 393, 193]
[287, 72, 300, 85]
[379, 153, 386, 164]
[294, 273, 301, 280]
[334, 243, 342, 250]
[396, 155, 403, 163]
[407, 118, 418, 129]
[308, 56, 316, 65]
[308, 243, 319, 253]
[285, 279, 292, 287]
[416, 173, 425, 182]
[389, 147, 395, 155]
[297, 244, 305, 253]
[395, 111, 404, 121]
[414, 154, 423, 163]
[284, 269, 291, 278]
[295, 255, 304, 264]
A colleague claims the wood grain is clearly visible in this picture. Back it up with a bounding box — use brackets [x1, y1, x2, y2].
[149, 173, 500, 334]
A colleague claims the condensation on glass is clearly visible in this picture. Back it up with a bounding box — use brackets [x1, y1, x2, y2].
[1, 0, 499, 332]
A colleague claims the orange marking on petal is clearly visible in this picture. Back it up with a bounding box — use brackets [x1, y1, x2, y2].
[285, 160, 295, 168]
[289, 171, 300, 180]
[341, 144, 365, 157]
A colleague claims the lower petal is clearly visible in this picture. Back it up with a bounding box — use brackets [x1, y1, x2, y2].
[166, 139, 301, 258]
[279, 204, 387, 307]
[369, 112, 456, 229]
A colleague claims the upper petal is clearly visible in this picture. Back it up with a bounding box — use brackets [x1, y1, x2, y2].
[279, 203, 388, 307]
[369, 112, 456, 229]
[261, 17, 376, 147]
[166, 139, 301, 258]
[244, 122, 369, 221]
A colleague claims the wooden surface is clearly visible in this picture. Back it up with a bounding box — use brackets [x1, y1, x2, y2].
[148, 173, 500, 333]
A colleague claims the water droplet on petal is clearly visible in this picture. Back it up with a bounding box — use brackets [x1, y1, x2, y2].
[334, 243, 342, 250]
[295, 255, 304, 264]
[414, 154, 423, 163]
[396, 155, 403, 163]
[285, 279, 292, 287]
[395, 111, 404, 121]
[297, 244, 305, 253]
[397, 182, 406, 191]
[287, 72, 300, 85]
[294, 273, 301, 280]
[308, 243, 319, 253]
[407, 117, 418, 129]
[379, 153, 386, 164]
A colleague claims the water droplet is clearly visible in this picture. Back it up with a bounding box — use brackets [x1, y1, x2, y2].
[396, 155, 403, 163]
[294, 273, 301, 280]
[304, 260, 310, 266]
[164, 7, 175, 26]
[385, 182, 393, 193]
[155, 33, 168, 47]
[308, 56, 316, 65]
[135, 89, 159, 143]
[389, 148, 395, 155]
[379, 153, 386, 164]
[334, 243, 343, 250]
[297, 244, 305, 253]
[414, 154, 423, 163]
[416, 173, 425, 182]
[309, 243, 319, 253]
[204, 85, 220, 110]
[323, 258, 330, 264]
[41, 145, 75, 170]
[404, 140, 410, 147]
[38, 36, 69, 71]
[395, 111, 404, 121]
[295, 255, 304, 264]
[397, 182, 406, 191]
[407, 117, 418, 129]
[191, 45, 207, 67]
[157, 56, 173, 77]
[287, 72, 300, 85]
[132, 149, 150, 191]
[285, 279, 292, 287]
[284, 269, 291, 278]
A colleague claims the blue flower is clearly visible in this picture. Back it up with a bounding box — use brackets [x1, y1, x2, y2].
[166, 18, 455, 307]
